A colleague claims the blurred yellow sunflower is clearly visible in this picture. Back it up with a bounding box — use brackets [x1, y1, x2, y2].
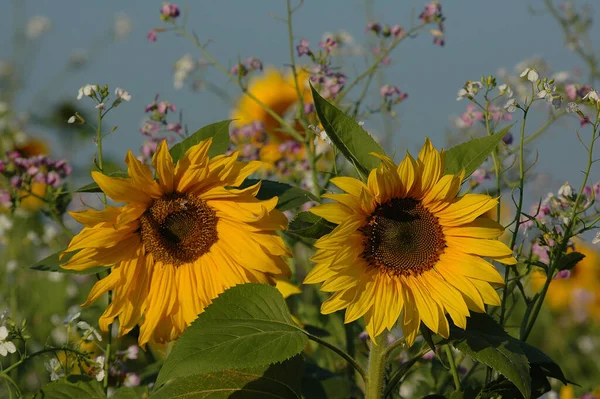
[304, 139, 516, 344]
[530, 239, 600, 320]
[62, 138, 290, 346]
[231, 67, 311, 142]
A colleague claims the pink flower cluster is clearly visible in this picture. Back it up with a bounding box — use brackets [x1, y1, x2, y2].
[365, 22, 405, 39]
[380, 84, 408, 107]
[231, 57, 263, 77]
[419, 1, 445, 46]
[459, 104, 512, 128]
[309, 64, 346, 99]
[160, 2, 180, 19]
[139, 95, 183, 162]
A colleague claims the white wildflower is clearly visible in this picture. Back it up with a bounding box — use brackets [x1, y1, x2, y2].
[77, 84, 98, 100]
[95, 103, 105, 110]
[26, 16, 51, 40]
[558, 181, 573, 199]
[592, 232, 600, 245]
[566, 102, 579, 113]
[45, 358, 64, 381]
[67, 116, 76, 124]
[173, 54, 196, 90]
[62, 312, 80, 326]
[456, 81, 483, 101]
[583, 90, 599, 103]
[114, 87, 131, 102]
[25, 231, 40, 245]
[6, 260, 17, 273]
[520, 67, 540, 83]
[94, 356, 105, 382]
[497, 84, 513, 97]
[504, 98, 517, 113]
[43, 225, 58, 243]
[0, 215, 13, 236]
[0, 326, 16, 357]
[77, 321, 102, 342]
[113, 13, 132, 39]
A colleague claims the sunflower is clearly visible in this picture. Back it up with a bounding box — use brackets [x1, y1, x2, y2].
[304, 138, 516, 344]
[231, 67, 311, 142]
[61, 138, 290, 346]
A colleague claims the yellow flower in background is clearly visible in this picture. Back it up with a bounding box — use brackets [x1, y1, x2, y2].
[304, 139, 515, 345]
[530, 240, 600, 320]
[14, 138, 50, 157]
[62, 138, 290, 346]
[231, 67, 311, 142]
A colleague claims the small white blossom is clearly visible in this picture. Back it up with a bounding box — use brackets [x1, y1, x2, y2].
[125, 345, 139, 360]
[566, 102, 579, 113]
[114, 87, 131, 102]
[520, 67, 540, 83]
[173, 54, 196, 90]
[558, 181, 574, 199]
[94, 356, 105, 382]
[43, 225, 58, 243]
[123, 372, 141, 387]
[583, 90, 600, 103]
[537, 82, 555, 100]
[77, 84, 98, 100]
[0, 215, 13, 237]
[0, 326, 16, 357]
[95, 103, 105, 110]
[26, 16, 51, 39]
[67, 116, 76, 124]
[62, 312, 80, 326]
[45, 358, 64, 381]
[77, 321, 102, 342]
[6, 260, 17, 273]
[497, 84, 513, 98]
[456, 81, 483, 101]
[592, 232, 600, 245]
[113, 13, 132, 39]
[25, 231, 40, 245]
[504, 98, 517, 113]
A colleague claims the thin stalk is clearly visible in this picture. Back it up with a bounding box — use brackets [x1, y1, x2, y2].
[343, 323, 357, 383]
[444, 345, 461, 391]
[307, 333, 366, 383]
[365, 334, 388, 399]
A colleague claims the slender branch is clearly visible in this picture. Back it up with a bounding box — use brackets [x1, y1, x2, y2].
[307, 333, 366, 383]
[444, 345, 462, 391]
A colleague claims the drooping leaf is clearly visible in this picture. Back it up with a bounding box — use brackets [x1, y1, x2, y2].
[446, 313, 531, 399]
[285, 212, 335, 240]
[239, 179, 318, 211]
[478, 370, 552, 399]
[555, 251, 585, 271]
[29, 380, 105, 399]
[152, 356, 303, 399]
[155, 284, 308, 387]
[311, 83, 385, 177]
[169, 119, 232, 162]
[74, 171, 129, 193]
[30, 250, 108, 275]
[517, 341, 571, 384]
[444, 124, 514, 178]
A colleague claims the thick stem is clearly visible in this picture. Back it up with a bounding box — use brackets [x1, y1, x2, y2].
[366, 334, 388, 399]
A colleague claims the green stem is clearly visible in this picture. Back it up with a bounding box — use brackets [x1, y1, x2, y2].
[444, 345, 462, 391]
[366, 334, 388, 399]
[0, 347, 90, 377]
[343, 323, 357, 383]
[307, 333, 366, 383]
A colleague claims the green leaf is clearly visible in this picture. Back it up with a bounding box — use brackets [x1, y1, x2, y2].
[74, 171, 129, 193]
[155, 284, 308, 387]
[517, 341, 570, 384]
[152, 356, 303, 399]
[29, 380, 105, 399]
[311, 83, 385, 177]
[447, 313, 531, 399]
[444, 124, 514, 178]
[555, 251, 585, 271]
[30, 250, 109, 275]
[285, 211, 335, 240]
[239, 179, 318, 211]
[111, 387, 140, 399]
[169, 120, 231, 162]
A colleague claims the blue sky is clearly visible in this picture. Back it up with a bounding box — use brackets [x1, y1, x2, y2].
[2, 0, 599, 199]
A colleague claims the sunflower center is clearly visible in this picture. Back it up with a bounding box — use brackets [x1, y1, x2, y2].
[361, 198, 446, 276]
[139, 193, 218, 266]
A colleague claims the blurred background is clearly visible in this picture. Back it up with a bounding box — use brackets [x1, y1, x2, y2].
[1, 1, 600, 397]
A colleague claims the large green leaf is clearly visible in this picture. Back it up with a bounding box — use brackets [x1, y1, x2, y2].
[240, 179, 318, 211]
[74, 171, 128, 193]
[30, 250, 108, 275]
[169, 119, 231, 162]
[517, 341, 570, 384]
[311, 84, 385, 177]
[444, 124, 513, 178]
[555, 251, 585, 271]
[152, 356, 303, 399]
[29, 380, 105, 399]
[447, 313, 531, 399]
[285, 211, 335, 240]
[155, 284, 308, 387]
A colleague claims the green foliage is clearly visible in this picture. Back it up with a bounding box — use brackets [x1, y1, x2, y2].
[444, 124, 513, 178]
[155, 284, 308, 387]
[28, 380, 105, 399]
[169, 119, 232, 162]
[285, 212, 335, 241]
[555, 251, 585, 271]
[151, 356, 304, 399]
[447, 313, 568, 399]
[29, 250, 108, 274]
[239, 179, 318, 211]
[311, 83, 386, 177]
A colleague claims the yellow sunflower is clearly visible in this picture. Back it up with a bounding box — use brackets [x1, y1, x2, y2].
[304, 138, 516, 345]
[61, 138, 290, 346]
[231, 67, 311, 142]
